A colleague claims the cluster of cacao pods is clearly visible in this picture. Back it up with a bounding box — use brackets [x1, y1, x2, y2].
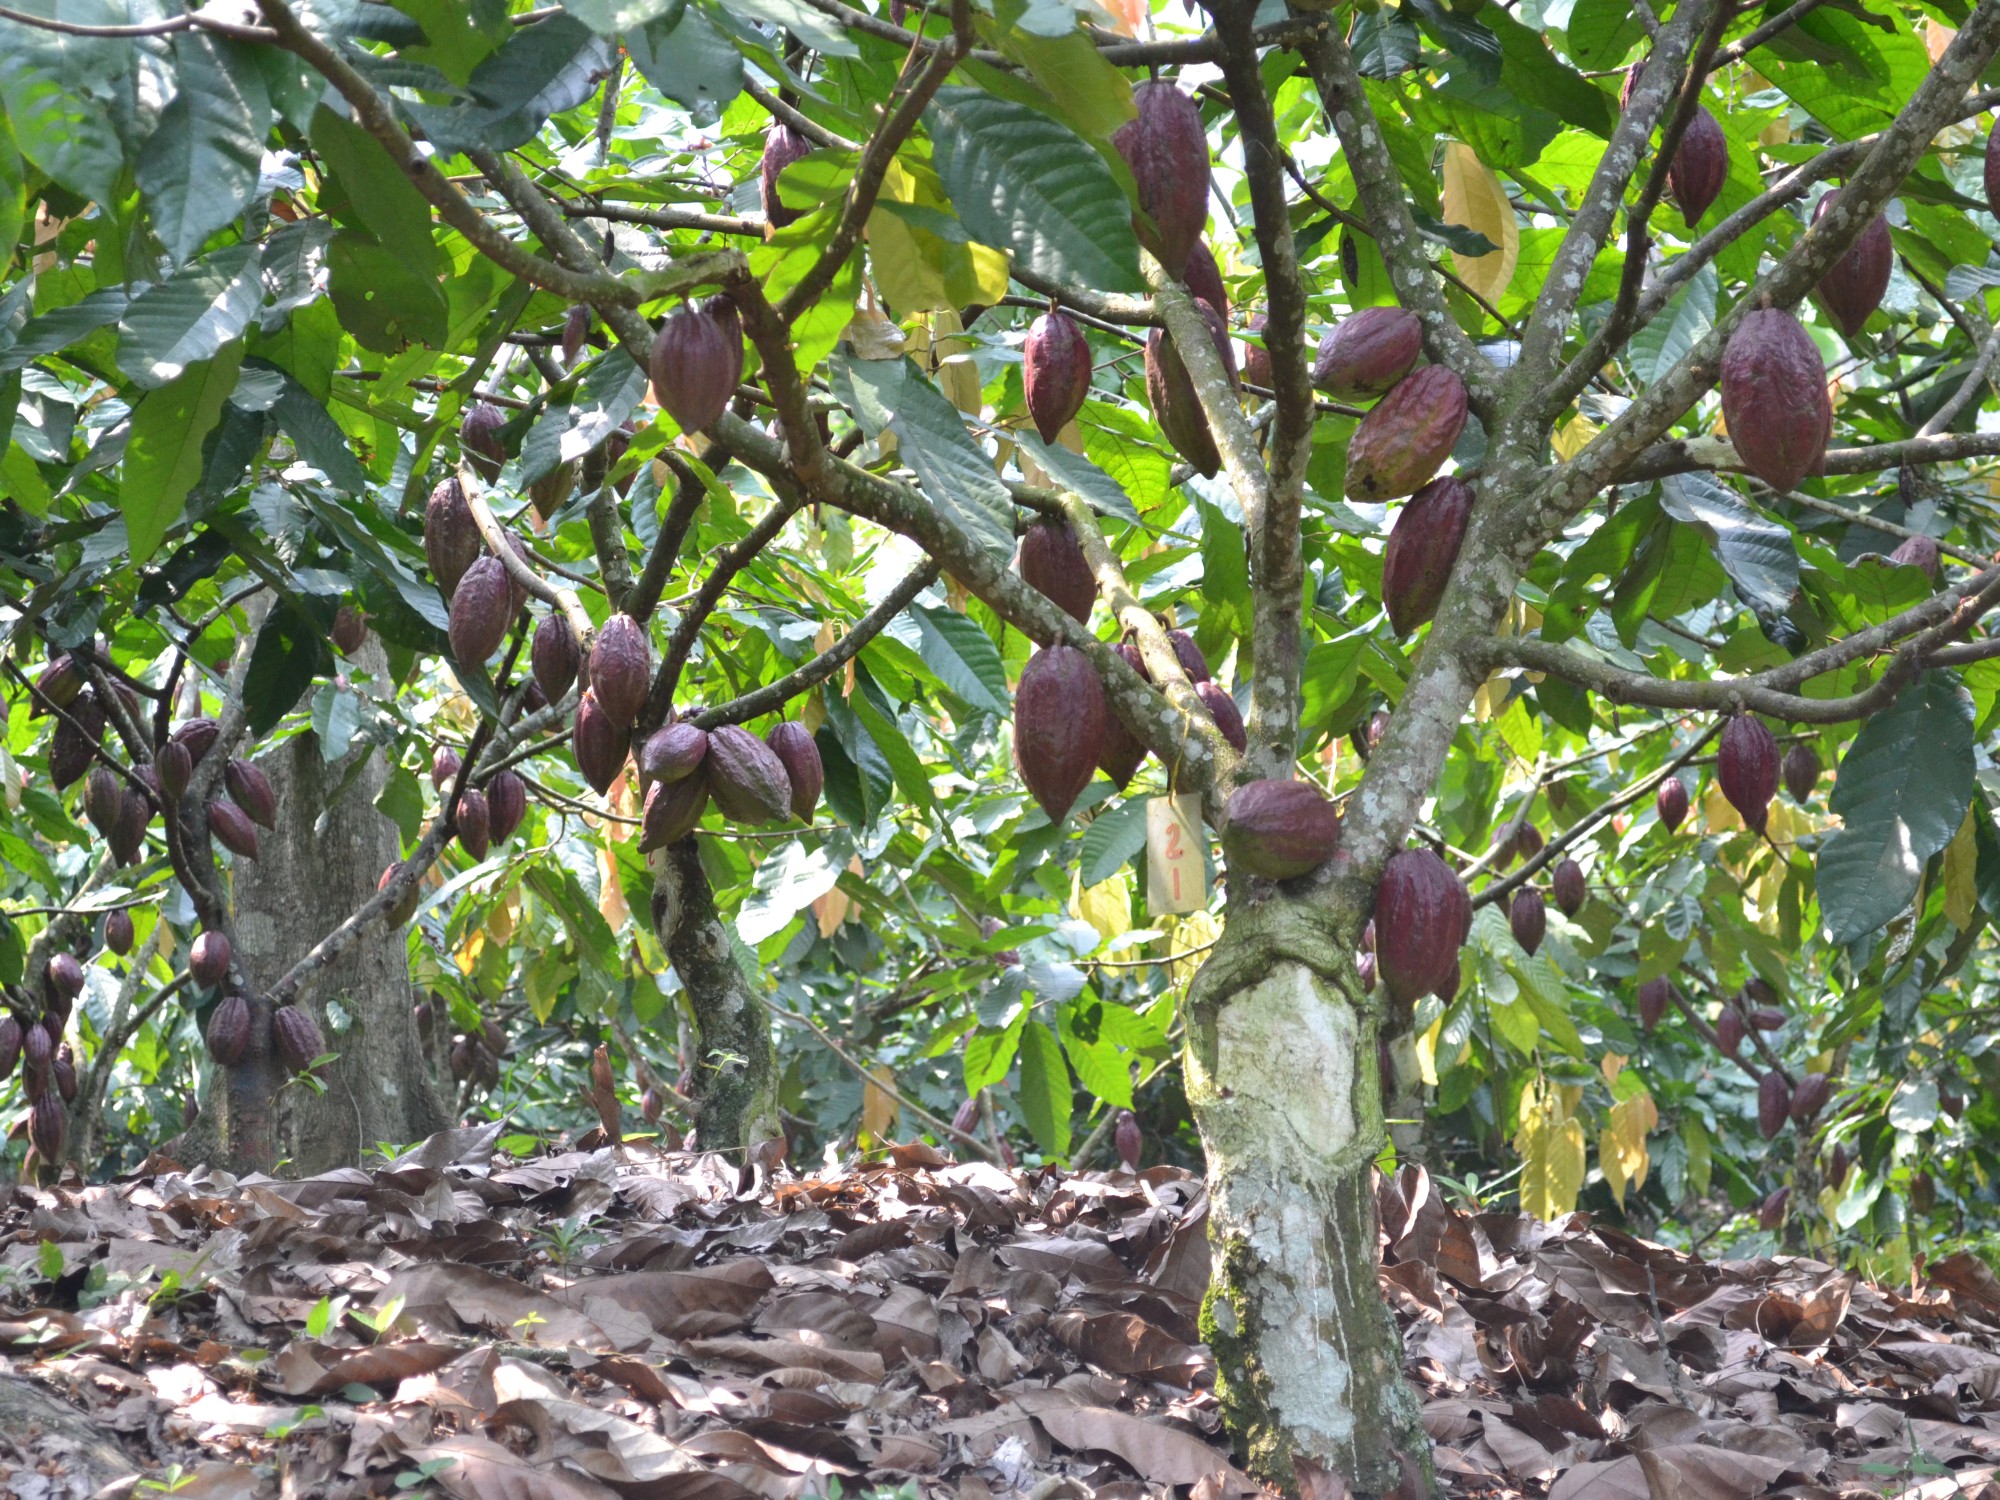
[634, 717, 824, 852]
[1318, 301, 1466, 505]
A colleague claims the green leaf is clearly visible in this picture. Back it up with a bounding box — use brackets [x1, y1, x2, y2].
[1484, 6, 1614, 137]
[37, 1238, 62, 1281]
[1017, 1017, 1072, 1159]
[0, 287, 129, 373]
[737, 840, 840, 945]
[1079, 798, 1148, 888]
[911, 604, 1008, 715]
[1350, 8, 1421, 77]
[309, 104, 442, 274]
[1656, 471, 1799, 618]
[0, 916, 23, 988]
[1014, 430, 1140, 525]
[710, 0, 857, 57]
[0, 8, 128, 206]
[243, 597, 333, 737]
[115, 244, 262, 388]
[120, 342, 244, 564]
[2, 442, 51, 517]
[561, 0, 681, 32]
[325, 231, 450, 353]
[1627, 262, 1716, 386]
[268, 370, 371, 492]
[457, 12, 616, 151]
[983, 6, 1134, 141]
[926, 87, 1145, 295]
[1820, 671, 1976, 943]
[1196, 498, 1250, 636]
[831, 354, 1017, 564]
[624, 5, 741, 119]
[1565, 0, 1645, 69]
[964, 1008, 1027, 1094]
[137, 32, 270, 265]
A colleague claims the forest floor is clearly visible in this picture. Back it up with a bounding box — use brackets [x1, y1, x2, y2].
[1, 1129, 1997, 1500]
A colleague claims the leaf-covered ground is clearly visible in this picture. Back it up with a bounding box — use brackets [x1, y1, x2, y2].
[2, 1133, 1998, 1500]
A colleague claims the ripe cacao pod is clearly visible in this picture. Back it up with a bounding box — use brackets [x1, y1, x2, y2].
[104, 908, 134, 956]
[1145, 302, 1235, 478]
[706, 725, 793, 825]
[109, 789, 150, 867]
[1743, 975, 1777, 1008]
[1751, 1006, 1785, 1030]
[649, 300, 744, 436]
[1516, 825, 1543, 861]
[226, 758, 276, 829]
[379, 863, 421, 927]
[432, 746, 462, 794]
[1023, 312, 1091, 445]
[207, 992, 251, 1066]
[83, 765, 122, 838]
[1551, 858, 1586, 917]
[1758, 1071, 1791, 1140]
[448, 556, 514, 665]
[332, 604, 368, 655]
[1718, 714, 1779, 833]
[1361, 919, 1375, 954]
[1366, 710, 1390, 753]
[1381, 475, 1474, 635]
[1716, 1005, 1747, 1057]
[1375, 849, 1472, 1006]
[1825, 1143, 1851, 1191]
[1099, 643, 1149, 791]
[641, 773, 710, 851]
[1811, 189, 1892, 338]
[1889, 533, 1941, 579]
[1169, 629, 1209, 683]
[765, 722, 824, 821]
[562, 303, 590, 367]
[1668, 106, 1727, 227]
[1782, 743, 1820, 803]
[156, 740, 192, 802]
[191, 931, 231, 988]
[426, 477, 482, 599]
[1988, 127, 2000, 216]
[1757, 1185, 1790, 1231]
[1221, 779, 1340, 881]
[1720, 308, 1829, 493]
[22, 1013, 53, 1071]
[1014, 643, 1109, 824]
[449, 1035, 473, 1081]
[641, 1087, 663, 1127]
[50, 692, 103, 792]
[1187, 239, 1230, 314]
[639, 723, 709, 784]
[0, 1016, 18, 1081]
[460, 402, 506, 481]
[456, 788, 491, 860]
[1018, 516, 1096, 624]
[47, 953, 83, 1002]
[209, 799, 259, 859]
[1114, 1109, 1143, 1171]
[760, 121, 811, 230]
[1791, 1071, 1830, 1125]
[273, 1004, 325, 1074]
[487, 770, 527, 844]
[1656, 777, 1689, 832]
[951, 1093, 981, 1137]
[532, 614, 582, 706]
[1313, 306, 1422, 400]
[1111, 81, 1210, 273]
[1241, 310, 1271, 390]
[29, 1092, 63, 1161]
[573, 690, 630, 796]
[588, 614, 651, 729]
[1637, 976, 1672, 1031]
[1344, 366, 1468, 501]
[173, 716, 220, 765]
[1198, 681, 1247, 753]
[53, 1044, 75, 1102]
[1510, 887, 1547, 957]
[32, 654, 81, 713]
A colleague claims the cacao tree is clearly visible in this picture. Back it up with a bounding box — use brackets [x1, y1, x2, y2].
[12, 0, 2000, 1494]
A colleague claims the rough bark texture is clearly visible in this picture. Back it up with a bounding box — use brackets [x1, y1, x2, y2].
[649, 837, 781, 1152]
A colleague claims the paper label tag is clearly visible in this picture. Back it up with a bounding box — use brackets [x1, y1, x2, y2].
[1147, 794, 1206, 914]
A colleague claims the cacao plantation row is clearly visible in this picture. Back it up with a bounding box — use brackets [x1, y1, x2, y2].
[8, 0, 2000, 1489]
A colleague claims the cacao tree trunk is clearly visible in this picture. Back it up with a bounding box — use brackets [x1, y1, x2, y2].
[1185, 891, 1432, 1497]
[648, 837, 781, 1153]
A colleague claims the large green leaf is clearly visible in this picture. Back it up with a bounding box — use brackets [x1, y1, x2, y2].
[624, 5, 740, 120]
[1627, 262, 1716, 386]
[0, 6, 129, 207]
[243, 596, 333, 737]
[1657, 471, 1800, 618]
[1819, 671, 1976, 943]
[1014, 431, 1140, 525]
[0, 287, 130, 373]
[309, 104, 442, 274]
[136, 32, 270, 265]
[120, 342, 244, 564]
[115, 244, 262, 388]
[559, 0, 681, 33]
[1079, 797, 1149, 888]
[911, 604, 1009, 715]
[926, 88, 1144, 295]
[1017, 1017, 1073, 1159]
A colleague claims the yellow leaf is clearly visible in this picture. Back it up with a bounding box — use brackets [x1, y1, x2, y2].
[1073, 869, 1132, 945]
[802, 685, 827, 736]
[1416, 1012, 1443, 1087]
[1945, 805, 1978, 931]
[1441, 142, 1519, 306]
[1702, 781, 1743, 834]
[861, 1063, 899, 1144]
[1520, 1110, 1587, 1222]
[455, 928, 485, 976]
[1551, 413, 1597, 462]
[1601, 1091, 1656, 1207]
[1165, 909, 1221, 988]
[1599, 1126, 1627, 1209]
[1601, 1053, 1625, 1086]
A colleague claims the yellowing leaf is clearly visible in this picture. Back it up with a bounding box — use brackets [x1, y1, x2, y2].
[1416, 1013, 1444, 1087]
[1601, 1091, 1658, 1207]
[455, 928, 485, 976]
[1945, 805, 1978, 931]
[1682, 1114, 1712, 1197]
[1702, 781, 1743, 834]
[861, 1063, 899, 1144]
[1441, 142, 1519, 306]
[1551, 413, 1597, 462]
[1601, 1053, 1626, 1086]
[1073, 869, 1132, 945]
[1519, 1110, 1587, 1222]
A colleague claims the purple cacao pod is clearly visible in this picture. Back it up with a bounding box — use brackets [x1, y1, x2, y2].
[1551, 858, 1586, 917]
[1381, 475, 1475, 636]
[1716, 1005, 1747, 1058]
[83, 765, 122, 837]
[22, 1013, 53, 1071]
[1988, 127, 2000, 217]
[1013, 643, 1109, 824]
[456, 788, 490, 860]
[1889, 533, 1941, 580]
[562, 303, 590, 367]
[1110, 81, 1210, 273]
[641, 773, 710, 851]
[109, 789, 150, 867]
[273, 1004, 326, 1074]
[29, 1092, 64, 1161]
[1197, 681, 1246, 753]
[1718, 714, 1779, 833]
[1656, 777, 1689, 833]
[1144, 300, 1235, 479]
[1791, 1071, 1831, 1126]
[1375, 848, 1472, 1007]
[951, 1094, 980, 1136]
[573, 690, 630, 796]
[1825, 1143, 1851, 1191]
[1721, 308, 1829, 493]
[487, 770, 527, 844]
[448, 556, 514, 665]
[172, 716, 219, 765]
[208, 799, 259, 859]
[1313, 306, 1422, 400]
[0, 1016, 19, 1081]
[1356, 951, 1377, 991]
[53, 1044, 75, 1102]
[1758, 1071, 1791, 1140]
[1912, 1170, 1937, 1213]
[225, 758, 276, 830]
[1637, 976, 1672, 1032]
[432, 745, 461, 794]
[1241, 310, 1271, 390]
[190, 931, 231, 988]
[47, 953, 83, 1001]
[32, 654, 81, 713]
[332, 604, 368, 655]
[1222, 779, 1339, 881]
[1183, 241, 1228, 323]
[1345, 365, 1468, 502]
[532, 613, 581, 706]
[1366, 710, 1390, 752]
[1169, 629, 1209, 683]
[1114, 1109, 1143, 1171]
[641, 1086, 663, 1126]
[1510, 886, 1547, 957]
[649, 301, 744, 436]
[1017, 516, 1096, 625]
[1782, 743, 1820, 803]
[1668, 106, 1727, 228]
[156, 740, 192, 801]
[104, 908, 134, 956]
[705, 725, 792, 825]
[765, 722, 824, 821]
[379, 863, 421, 928]
[639, 723, 709, 785]
[426, 476, 483, 600]
[1098, 643, 1149, 791]
[50, 692, 104, 792]
[1812, 189, 1892, 338]
[588, 614, 651, 730]
[206, 992, 251, 1067]
[1752, 1006, 1785, 1030]
[1023, 311, 1091, 445]
[1757, 1185, 1790, 1231]
[460, 402, 507, 481]
[759, 122, 812, 230]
